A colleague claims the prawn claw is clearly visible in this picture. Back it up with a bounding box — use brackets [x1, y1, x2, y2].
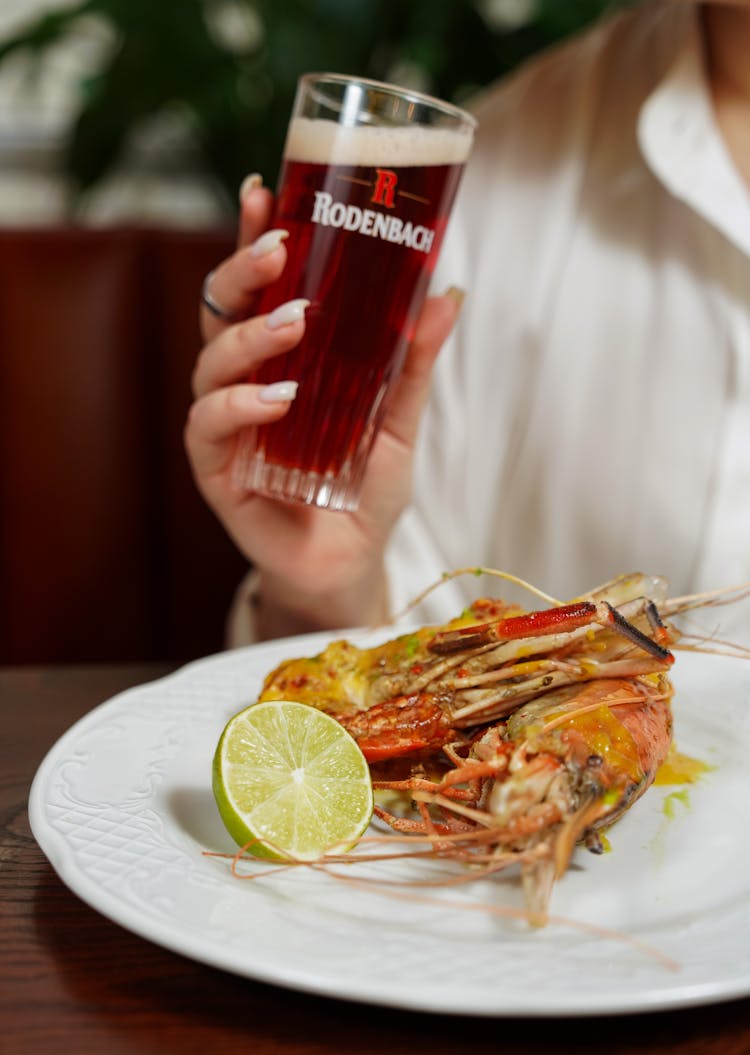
[429, 599, 674, 665]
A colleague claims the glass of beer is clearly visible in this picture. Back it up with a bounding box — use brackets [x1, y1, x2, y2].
[233, 73, 476, 511]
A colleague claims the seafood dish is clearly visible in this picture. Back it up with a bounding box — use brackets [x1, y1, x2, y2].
[257, 571, 744, 923]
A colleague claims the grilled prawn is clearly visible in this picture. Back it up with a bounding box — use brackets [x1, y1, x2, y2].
[371, 674, 674, 923]
[259, 572, 679, 761]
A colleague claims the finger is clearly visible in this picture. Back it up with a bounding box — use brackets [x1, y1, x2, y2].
[185, 382, 297, 479]
[201, 230, 289, 341]
[193, 299, 309, 398]
[237, 173, 275, 248]
[383, 288, 465, 448]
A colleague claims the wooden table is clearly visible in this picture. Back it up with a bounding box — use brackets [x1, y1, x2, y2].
[2, 663, 749, 1054]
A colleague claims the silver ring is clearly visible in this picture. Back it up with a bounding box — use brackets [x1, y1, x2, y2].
[201, 270, 242, 322]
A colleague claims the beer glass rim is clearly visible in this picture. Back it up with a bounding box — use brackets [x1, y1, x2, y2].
[298, 72, 478, 130]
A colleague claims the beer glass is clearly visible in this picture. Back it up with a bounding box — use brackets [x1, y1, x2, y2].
[234, 73, 476, 511]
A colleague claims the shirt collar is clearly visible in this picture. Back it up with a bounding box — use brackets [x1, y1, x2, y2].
[638, 5, 750, 258]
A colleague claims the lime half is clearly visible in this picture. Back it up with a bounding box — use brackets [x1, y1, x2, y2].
[212, 699, 374, 861]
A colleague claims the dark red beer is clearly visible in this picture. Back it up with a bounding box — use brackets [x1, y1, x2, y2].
[238, 115, 472, 510]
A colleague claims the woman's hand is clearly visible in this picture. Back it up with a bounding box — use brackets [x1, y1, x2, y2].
[184, 176, 461, 638]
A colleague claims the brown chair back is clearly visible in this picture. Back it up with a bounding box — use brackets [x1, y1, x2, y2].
[0, 225, 247, 664]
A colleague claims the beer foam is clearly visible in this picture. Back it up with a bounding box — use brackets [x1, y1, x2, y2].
[284, 117, 473, 167]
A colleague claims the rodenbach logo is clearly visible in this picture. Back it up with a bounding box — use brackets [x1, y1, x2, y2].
[309, 168, 436, 254]
[310, 191, 435, 253]
[371, 169, 397, 208]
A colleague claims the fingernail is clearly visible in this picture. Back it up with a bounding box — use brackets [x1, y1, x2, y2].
[265, 298, 310, 330]
[250, 228, 289, 258]
[258, 380, 298, 404]
[239, 173, 263, 202]
[444, 286, 466, 313]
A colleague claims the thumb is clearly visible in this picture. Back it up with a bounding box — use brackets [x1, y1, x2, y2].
[383, 287, 465, 448]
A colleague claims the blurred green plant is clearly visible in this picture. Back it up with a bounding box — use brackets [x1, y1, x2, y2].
[0, 0, 632, 215]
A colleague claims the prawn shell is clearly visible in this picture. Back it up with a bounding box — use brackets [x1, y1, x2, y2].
[507, 677, 674, 818]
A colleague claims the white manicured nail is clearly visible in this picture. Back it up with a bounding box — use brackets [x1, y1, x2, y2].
[239, 173, 262, 201]
[444, 285, 467, 312]
[265, 298, 310, 330]
[258, 380, 298, 403]
[250, 228, 289, 258]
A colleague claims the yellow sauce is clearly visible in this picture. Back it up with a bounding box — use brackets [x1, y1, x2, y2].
[662, 788, 691, 819]
[578, 708, 644, 781]
[542, 704, 643, 783]
[654, 744, 714, 786]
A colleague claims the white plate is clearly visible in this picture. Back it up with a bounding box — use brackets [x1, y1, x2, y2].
[29, 633, 750, 1017]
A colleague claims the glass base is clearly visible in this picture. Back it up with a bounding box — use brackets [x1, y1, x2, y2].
[233, 435, 362, 512]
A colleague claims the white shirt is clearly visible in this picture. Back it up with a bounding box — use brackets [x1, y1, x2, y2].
[384, 2, 750, 632]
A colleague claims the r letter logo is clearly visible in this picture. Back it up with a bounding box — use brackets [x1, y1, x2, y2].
[371, 169, 397, 208]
